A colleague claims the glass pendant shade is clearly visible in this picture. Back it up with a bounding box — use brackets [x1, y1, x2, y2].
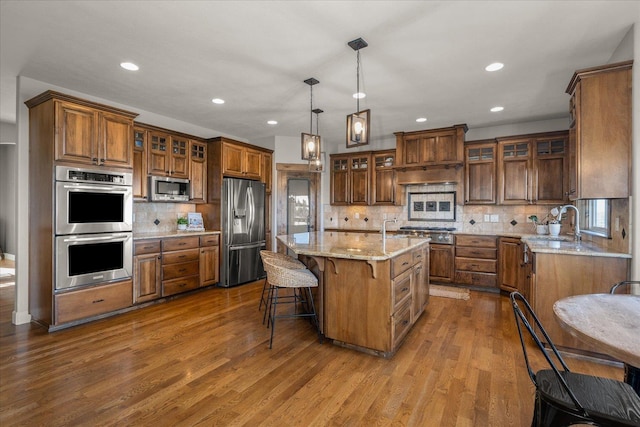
[346, 109, 370, 147]
[301, 133, 321, 160]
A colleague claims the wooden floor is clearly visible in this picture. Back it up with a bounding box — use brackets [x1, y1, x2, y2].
[0, 277, 624, 426]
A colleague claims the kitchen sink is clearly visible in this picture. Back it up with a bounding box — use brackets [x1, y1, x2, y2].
[523, 234, 572, 242]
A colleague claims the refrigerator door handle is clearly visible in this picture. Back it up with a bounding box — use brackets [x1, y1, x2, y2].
[247, 185, 255, 241]
[229, 242, 265, 251]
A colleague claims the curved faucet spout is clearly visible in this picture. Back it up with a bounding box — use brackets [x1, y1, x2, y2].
[382, 218, 398, 240]
[559, 205, 581, 241]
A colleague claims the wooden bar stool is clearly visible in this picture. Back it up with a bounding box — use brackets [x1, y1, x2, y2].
[258, 251, 305, 316]
[262, 256, 322, 349]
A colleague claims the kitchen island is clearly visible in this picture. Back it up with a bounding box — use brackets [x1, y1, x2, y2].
[277, 232, 430, 357]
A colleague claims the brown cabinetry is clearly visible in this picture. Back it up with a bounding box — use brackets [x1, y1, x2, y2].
[329, 153, 370, 205]
[54, 280, 133, 325]
[429, 243, 455, 283]
[133, 239, 162, 303]
[464, 141, 496, 204]
[221, 141, 262, 180]
[199, 234, 220, 286]
[372, 150, 397, 205]
[498, 237, 524, 294]
[132, 127, 148, 200]
[455, 234, 497, 288]
[497, 131, 568, 205]
[322, 243, 429, 357]
[161, 236, 200, 297]
[566, 61, 632, 199]
[147, 131, 189, 178]
[189, 140, 208, 204]
[395, 124, 467, 168]
[26, 92, 136, 169]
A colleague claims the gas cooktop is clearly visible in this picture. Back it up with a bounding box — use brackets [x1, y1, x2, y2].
[399, 226, 457, 232]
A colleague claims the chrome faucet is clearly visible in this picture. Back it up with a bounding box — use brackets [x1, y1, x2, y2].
[559, 204, 581, 241]
[382, 218, 397, 240]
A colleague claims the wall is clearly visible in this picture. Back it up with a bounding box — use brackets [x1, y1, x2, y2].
[0, 121, 17, 257]
[133, 203, 196, 234]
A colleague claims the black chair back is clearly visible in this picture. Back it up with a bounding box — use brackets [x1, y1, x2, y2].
[509, 291, 589, 419]
[610, 281, 640, 294]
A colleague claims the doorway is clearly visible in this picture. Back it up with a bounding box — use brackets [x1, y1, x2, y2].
[276, 164, 321, 253]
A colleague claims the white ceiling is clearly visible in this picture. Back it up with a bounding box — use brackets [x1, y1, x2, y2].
[1, 1, 638, 148]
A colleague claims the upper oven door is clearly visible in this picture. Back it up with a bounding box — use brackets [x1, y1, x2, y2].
[56, 181, 133, 235]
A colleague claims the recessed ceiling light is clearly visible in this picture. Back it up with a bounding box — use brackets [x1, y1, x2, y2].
[120, 62, 139, 71]
[416, 117, 427, 123]
[267, 120, 278, 125]
[211, 98, 225, 104]
[490, 106, 504, 112]
[352, 92, 366, 99]
[485, 62, 504, 72]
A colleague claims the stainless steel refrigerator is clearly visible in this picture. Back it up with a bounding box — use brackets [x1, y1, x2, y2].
[220, 177, 266, 287]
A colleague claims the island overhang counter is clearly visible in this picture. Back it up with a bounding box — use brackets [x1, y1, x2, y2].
[277, 232, 430, 357]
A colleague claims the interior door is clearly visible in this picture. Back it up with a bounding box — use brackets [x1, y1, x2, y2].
[287, 178, 311, 234]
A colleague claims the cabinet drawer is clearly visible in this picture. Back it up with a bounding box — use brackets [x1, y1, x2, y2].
[392, 268, 412, 309]
[163, 275, 200, 296]
[55, 280, 132, 324]
[392, 252, 414, 278]
[163, 260, 199, 280]
[162, 236, 199, 252]
[456, 247, 496, 259]
[392, 299, 412, 349]
[455, 235, 497, 248]
[455, 258, 496, 273]
[200, 234, 220, 247]
[162, 248, 199, 265]
[455, 271, 497, 287]
[135, 240, 161, 255]
[412, 248, 426, 264]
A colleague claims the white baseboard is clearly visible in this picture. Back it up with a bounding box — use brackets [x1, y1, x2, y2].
[12, 310, 31, 325]
[2, 253, 15, 261]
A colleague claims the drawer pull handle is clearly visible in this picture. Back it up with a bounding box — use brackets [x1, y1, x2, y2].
[401, 287, 409, 292]
[92, 299, 104, 304]
[179, 268, 187, 272]
[178, 242, 187, 246]
[143, 246, 155, 250]
[179, 255, 186, 258]
[402, 320, 409, 325]
[402, 262, 409, 266]
[179, 283, 186, 288]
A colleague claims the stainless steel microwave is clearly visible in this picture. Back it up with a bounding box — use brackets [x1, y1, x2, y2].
[148, 176, 190, 202]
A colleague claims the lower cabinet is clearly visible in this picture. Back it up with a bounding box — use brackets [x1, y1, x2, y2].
[429, 243, 455, 283]
[454, 234, 497, 288]
[55, 280, 133, 324]
[133, 233, 220, 304]
[498, 237, 525, 294]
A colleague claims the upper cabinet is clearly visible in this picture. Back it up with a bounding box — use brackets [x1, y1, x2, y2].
[189, 140, 208, 204]
[147, 131, 189, 178]
[496, 131, 568, 205]
[395, 124, 467, 168]
[464, 141, 496, 205]
[566, 60, 632, 200]
[221, 141, 262, 180]
[372, 150, 397, 205]
[330, 153, 370, 205]
[132, 127, 148, 200]
[25, 92, 137, 169]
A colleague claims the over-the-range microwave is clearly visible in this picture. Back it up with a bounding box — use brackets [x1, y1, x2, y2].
[148, 175, 190, 202]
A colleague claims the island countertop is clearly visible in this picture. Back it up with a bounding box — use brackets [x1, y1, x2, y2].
[277, 231, 429, 261]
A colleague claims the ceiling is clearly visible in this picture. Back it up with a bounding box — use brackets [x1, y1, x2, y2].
[1, 1, 638, 148]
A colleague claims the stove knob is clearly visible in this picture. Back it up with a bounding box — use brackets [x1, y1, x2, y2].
[437, 235, 444, 242]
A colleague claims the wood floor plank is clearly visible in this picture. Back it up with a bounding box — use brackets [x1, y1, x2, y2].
[0, 280, 626, 426]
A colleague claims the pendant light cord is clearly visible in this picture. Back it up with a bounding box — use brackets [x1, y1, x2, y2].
[356, 49, 361, 113]
[309, 84, 314, 134]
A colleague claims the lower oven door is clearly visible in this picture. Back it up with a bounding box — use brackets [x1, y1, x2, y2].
[55, 232, 133, 290]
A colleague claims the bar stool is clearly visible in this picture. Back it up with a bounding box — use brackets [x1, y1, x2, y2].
[262, 256, 322, 349]
[258, 251, 305, 317]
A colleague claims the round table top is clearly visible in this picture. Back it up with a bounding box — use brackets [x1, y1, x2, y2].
[553, 294, 640, 367]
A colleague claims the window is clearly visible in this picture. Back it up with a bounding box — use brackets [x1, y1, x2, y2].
[578, 199, 611, 238]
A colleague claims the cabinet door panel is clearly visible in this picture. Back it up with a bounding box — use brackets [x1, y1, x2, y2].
[429, 244, 454, 283]
[501, 160, 529, 204]
[466, 162, 494, 203]
[134, 254, 161, 303]
[244, 148, 262, 179]
[535, 157, 565, 203]
[55, 101, 96, 163]
[222, 143, 244, 176]
[148, 131, 170, 175]
[99, 112, 133, 168]
[200, 245, 219, 286]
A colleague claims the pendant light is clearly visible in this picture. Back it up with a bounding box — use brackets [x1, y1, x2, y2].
[346, 37, 370, 148]
[310, 108, 325, 172]
[301, 78, 321, 161]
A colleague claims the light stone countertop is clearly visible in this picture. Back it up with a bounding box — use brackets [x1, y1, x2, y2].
[554, 294, 640, 367]
[133, 230, 221, 240]
[521, 235, 631, 258]
[277, 231, 430, 261]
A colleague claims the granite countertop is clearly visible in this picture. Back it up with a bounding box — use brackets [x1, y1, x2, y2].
[277, 231, 429, 261]
[521, 235, 631, 258]
[134, 230, 221, 240]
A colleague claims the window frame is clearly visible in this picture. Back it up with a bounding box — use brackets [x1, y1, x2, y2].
[577, 199, 611, 238]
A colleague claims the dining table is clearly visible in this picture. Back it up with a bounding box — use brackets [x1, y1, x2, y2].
[553, 293, 640, 395]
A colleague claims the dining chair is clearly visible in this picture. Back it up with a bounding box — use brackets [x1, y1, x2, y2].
[610, 280, 640, 294]
[510, 291, 640, 426]
[258, 250, 305, 317]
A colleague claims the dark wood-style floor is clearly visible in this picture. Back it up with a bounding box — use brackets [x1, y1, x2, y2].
[0, 277, 623, 426]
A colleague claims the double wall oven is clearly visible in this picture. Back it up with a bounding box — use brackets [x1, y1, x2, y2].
[55, 166, 133, 290]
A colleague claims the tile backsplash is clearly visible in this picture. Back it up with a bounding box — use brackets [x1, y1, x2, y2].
[323, 184, 572, 236]
[133, 202, 196, 233]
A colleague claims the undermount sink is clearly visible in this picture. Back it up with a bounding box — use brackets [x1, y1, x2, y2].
[524, 235, 572, 242]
